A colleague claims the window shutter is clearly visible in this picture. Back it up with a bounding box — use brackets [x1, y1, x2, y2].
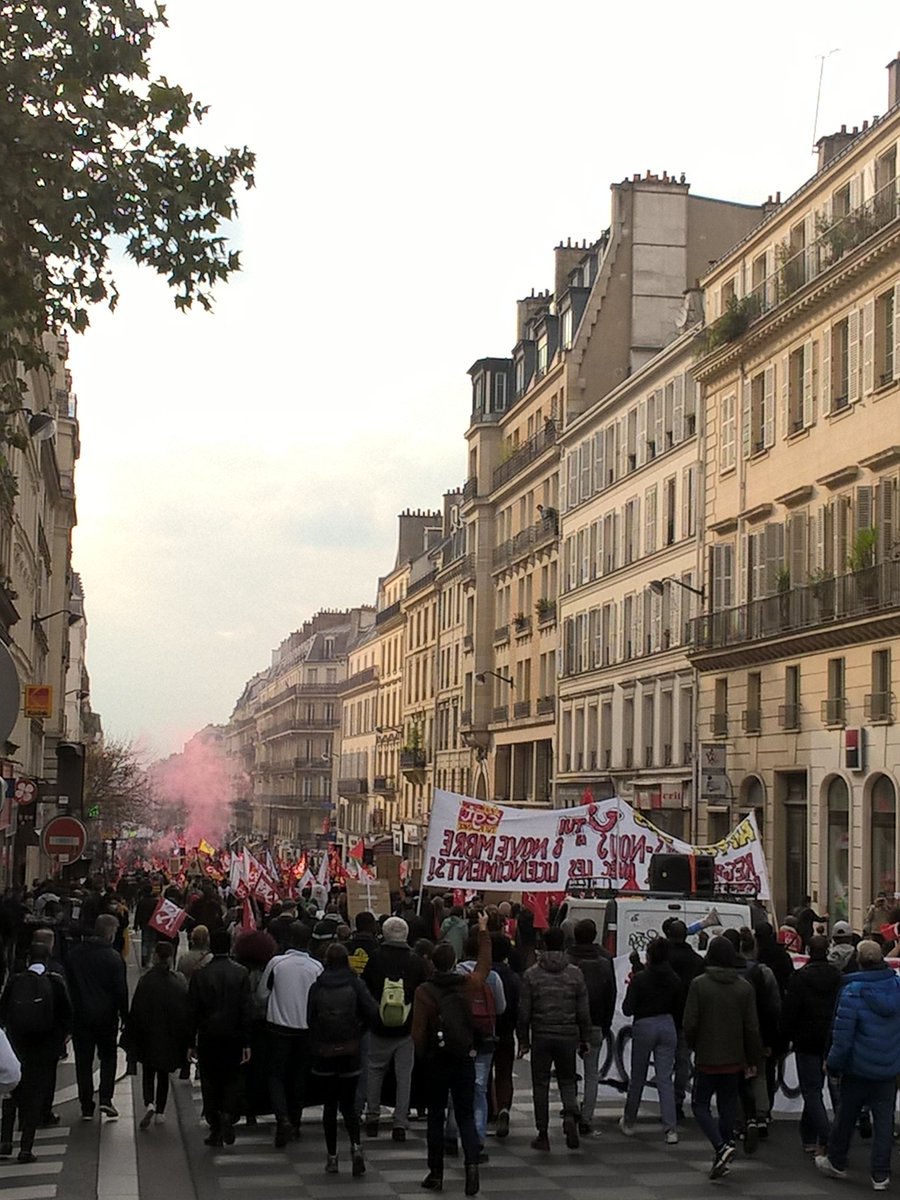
[609, 604, 617, 665]
[566, 451, 578, 511]
[863, 159, 876, 203]
[670, 582, 682, 646]
[848, 308, 861, 403]
[672, 374, 685, 444]
[893, 283, 900, 384]
[764, 521, 785, 595]
[564, 618, 575, 675]
[593, 430, 605, 494]
[605, 425, 616, 486]
[580, 613, 589, 673]
[788, 512, 808, 585]
[823, 501, 835, 574]
[862, 298, 875, 396]
[741, 378, 752, 459]
[875, 476, 895, 563]
[748, 531, 764, 600]
[644, 485, 657, 555]
[763, 364, 775, 447]
[849, 173, 862, 210]
[634, 594, 644, 658]
[653, 388, 664, 454]
[805, 339, 816, 427]
[636, 399, 647, 468]
[821, 325, 831, 413]
[816, 505, 826, 572]
[589, 521, 598, 581]
[567, 535, 578, 591]
[780, 354, 789, 439]
[856, 485, 874, 533]
[618, 417, 628, 478]
[684, 373, 697, 423]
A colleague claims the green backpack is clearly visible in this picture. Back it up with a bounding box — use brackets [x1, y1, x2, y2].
[379, 976, 410, 1028]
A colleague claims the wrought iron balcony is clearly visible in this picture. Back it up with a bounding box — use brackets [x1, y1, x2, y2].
[689, 563, 900, 657]
[536, 601, 557, 626]
[375, 599, 402, 626]
[462, 476, 478, 504]
[710, 712, 728, 737]
[399, 748, 427, 771]
[494, 624, 509, 645]
[372, 775, 396, 793]
[513, 700, 531, 719]
[865, 692, 895, 723]
[742, 710, 762, 734]
[337, 777, 367, 797]
[778, 704, 801, 731]
[492, 420, 557, 490]
[822, 697, 847, 727]
[536, 697, 555, 717]
[492, 705, 509, 723]
[492, 514, 558, 572]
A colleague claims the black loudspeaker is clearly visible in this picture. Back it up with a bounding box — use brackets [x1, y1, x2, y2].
[648, 853, 692, 893]
[694, 854, 716, 898]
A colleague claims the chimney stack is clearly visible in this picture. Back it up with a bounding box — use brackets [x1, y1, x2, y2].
[888, 52, 900, 110]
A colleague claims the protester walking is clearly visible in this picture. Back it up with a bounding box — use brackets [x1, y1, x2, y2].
[66, 913, 128, 1121]
[361, 915, 427, 1140]
[259, 920, 322, 1146]
[188, 928, 253, 1148]
[0, 944, 70, 1162]
[122, 941, 190, 1129]
[489, 934, 521, 1140]
[307, 942, 377, 1175]
[177, 925, 212, 984]
[781, 934, 841, 1155]
[566, 919, 615, 1136]
[412, 912, 491, 1196]
[517, 926, 590, 1153]
[662, 919, 704, 1120]
[682, 936, 762, 1180]
[620, 937, 681, 1143]
[816, 939, 900, 1190]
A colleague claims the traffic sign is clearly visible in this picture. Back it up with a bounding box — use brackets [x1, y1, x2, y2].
[13, 779, 37, 806]
[41, 815, 87, 864]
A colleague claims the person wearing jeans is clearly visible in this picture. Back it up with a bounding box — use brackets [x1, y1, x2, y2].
[682, 936, 762, 1181]
[517, 926, 590, 1152]
[566, 920, 616, 1135]
[781, 935, 841, 1152]
[816, 938, 900, 1189]
[619, 938, 682, 1141]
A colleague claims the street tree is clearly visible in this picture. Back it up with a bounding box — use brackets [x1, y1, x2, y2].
[0, 0, 255, 486]
[84, 735, 154, 832]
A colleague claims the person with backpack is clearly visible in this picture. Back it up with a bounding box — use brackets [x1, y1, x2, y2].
[347, 912, 380, 978]
[412, 911, 491, 1196]
[489, 934, 520, 1140]
[361, 915, 428, 1141]
[66, 913, 128, 1121]
[445, 927, 506, 1158]
[0, 943, 70, 1162]
[121, 941, 190, 1129]
[518, 925, 591, 1153]
[307, 942, 378, 1177]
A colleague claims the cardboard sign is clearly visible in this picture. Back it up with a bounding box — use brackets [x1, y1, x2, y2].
[346, 878, 391, 921]
[374, 851, 401, 893]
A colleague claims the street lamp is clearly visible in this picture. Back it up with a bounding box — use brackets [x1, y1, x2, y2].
[647, 577, 705, 601]
[33, 607, 83, 627]
[475, 670, 514, 687]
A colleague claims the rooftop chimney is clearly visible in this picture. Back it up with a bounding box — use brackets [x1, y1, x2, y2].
[888, 52, 900, 110]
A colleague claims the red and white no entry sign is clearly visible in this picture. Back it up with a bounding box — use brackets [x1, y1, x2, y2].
[41, 815, 87, 864]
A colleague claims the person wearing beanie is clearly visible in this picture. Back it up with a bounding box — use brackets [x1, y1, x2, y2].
[361, 915, 428, 1140]
[187, 928, 253, 1148]
[682, 936, 762, 1180]
[817, 939, 900, 1189]
[828, 920, 859, 973]
[781, 934, 841, 1154]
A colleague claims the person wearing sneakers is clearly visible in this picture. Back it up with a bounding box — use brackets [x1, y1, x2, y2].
[361, 915, 428, 1142]
[619, 937, 682, 1145]
[682, 935, 762, 1181]
[121, 941, 190, 1130]
[816, 938, 900, 1191]
[66, 913, 128, 1122]
[517, 926, 590, 1154]
[307, 942, 378, 1177]
[566, 919, 615, 1138]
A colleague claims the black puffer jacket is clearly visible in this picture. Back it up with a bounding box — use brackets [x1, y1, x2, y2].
[188, 953, 252, 1044]
[518, 951, 590, 1043]
[567, 944, 616, 1032]
[623, 962, 684, 1026]
[781, 958, 842, 1055]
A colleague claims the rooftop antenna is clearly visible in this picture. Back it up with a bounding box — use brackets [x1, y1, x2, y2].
[812, 49, 841, 153]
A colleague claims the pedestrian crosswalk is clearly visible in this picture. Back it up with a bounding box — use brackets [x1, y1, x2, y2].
[0, 1123, 69, 1200]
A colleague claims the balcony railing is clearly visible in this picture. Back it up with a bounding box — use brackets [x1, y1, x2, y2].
[372, 775, 396, 793]
[462, 476, 478, 503]
[375, 599, 402, 625]
[399, 749, 427, 771]
[536, 697, 555, 717]
[742, 710, 762, 734]
[337, 777, 367, 797]
[537, 601, 557, 626]
[492, 514, 558, 571]
[865, 692, 895, 723]
[513, 616, 532, 637]
[494, 624, 509, 645]
[734, 177, 900, 329]
[492, 704, 509, 722]
[513, 700, 531, 719]
[689, 562, 900, 653]
[294, 757, 332, 770]
[822, 696, 847, 726]
[710, 712, 728, 737]
[407, 569, 436, 597]
[778, 703, 801, 730]
[460, 708, 472, 727]
[492, 420, 557, 490]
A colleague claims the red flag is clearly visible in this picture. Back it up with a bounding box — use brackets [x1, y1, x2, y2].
[148, 896, 188, 937]
[348, 839, 365, 862]
[241, 897, 256, 932]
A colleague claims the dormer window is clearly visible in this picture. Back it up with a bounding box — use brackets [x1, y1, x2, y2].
[515, 356, 525, 395]
[561, 307, 573, 350]
[491, 372, 507, 412]
[473, 375, 485, 411]
[536, 335, 548, 378]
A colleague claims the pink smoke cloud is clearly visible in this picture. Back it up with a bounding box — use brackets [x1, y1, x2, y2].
[151, 728, 234, 848]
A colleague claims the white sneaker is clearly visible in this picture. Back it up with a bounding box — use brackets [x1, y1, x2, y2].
[872, 1179, 890, 1192]
[816, 1156, 847, 1180]
[665, 1129, 679, 1145]
[619, 1117, 635, 1136]
[154, 1112, 166, 1124]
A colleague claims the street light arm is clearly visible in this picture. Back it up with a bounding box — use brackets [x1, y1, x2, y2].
[648, 576, 705, 600]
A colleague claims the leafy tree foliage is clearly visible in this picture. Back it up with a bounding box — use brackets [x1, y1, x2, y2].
[85, 735, 154, 831]
[0, 1, 255, 477]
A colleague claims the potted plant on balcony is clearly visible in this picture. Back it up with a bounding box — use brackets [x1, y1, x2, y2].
[535, 597, 554, 623]
[775, 566, 791, 628]
[513, 611, 528, 632]
[848, 526, 878, 605]
[809, 568, 835, 620]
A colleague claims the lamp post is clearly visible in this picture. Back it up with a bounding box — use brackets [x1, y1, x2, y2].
[475, 670, 514, 687]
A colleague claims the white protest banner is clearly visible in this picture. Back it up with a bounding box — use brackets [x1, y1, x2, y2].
[422, 790, 770, 899]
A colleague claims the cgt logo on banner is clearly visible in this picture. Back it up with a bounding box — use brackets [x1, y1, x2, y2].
[148, 896, 188, 937]
[422, 790, 770, 898]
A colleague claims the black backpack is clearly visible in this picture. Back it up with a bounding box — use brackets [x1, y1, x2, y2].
[6, 969, 54, 1036]
[313, 980, 362, 1058]
[427, 981, 475, 1060]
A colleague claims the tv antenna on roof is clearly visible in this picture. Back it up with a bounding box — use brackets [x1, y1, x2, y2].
[812, 49, 841, 153]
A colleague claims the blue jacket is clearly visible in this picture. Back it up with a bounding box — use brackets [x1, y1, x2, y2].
[827, 966, 900, 1079]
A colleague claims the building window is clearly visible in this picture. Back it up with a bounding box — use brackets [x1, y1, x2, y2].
[749, 371, 767, 454]
[720, 392, 736, 471]
[743, 672, 761, 734]
[875, 287, 896, 388]
[824, 657, 846, 726]
[788, 345, 805, 434]
[869, 648, 893, 722]
[515, 357, 525, 395]
[712, 678, 728, 737]
[831, 317, 850, 410]
[826, 776, 850, 923]
[781, 664, 801, 730]
[663, 476, 676, 546]
[536, 336, 548, 377]
[491, 371, 507, 411]
[871, 774, 897, 899]
[561, 307, 573, 350]
[681, 465, 696, 538]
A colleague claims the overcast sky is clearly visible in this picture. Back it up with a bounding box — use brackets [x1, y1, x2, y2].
[66, 2, 899, 757]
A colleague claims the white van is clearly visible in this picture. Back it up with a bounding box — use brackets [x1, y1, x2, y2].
[557, 893, 752, 956]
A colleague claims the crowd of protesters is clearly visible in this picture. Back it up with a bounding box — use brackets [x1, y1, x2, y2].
[0, 875, 897, 1191]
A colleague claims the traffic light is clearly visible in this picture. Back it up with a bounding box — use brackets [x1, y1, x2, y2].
[56, 741, 85, 815]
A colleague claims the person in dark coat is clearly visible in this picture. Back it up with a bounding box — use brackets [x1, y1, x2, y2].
[122, 942, 190, 1129]
[781, 934, 841, 1153]
[188, 928, 253, 1147]
[132, 884, 159, 968]
[66, 913, 128, 1120]
[0, 944, 70, 1162]
[566, 919, 616, 1135]
[620, 937, 682, 1142]
[663, 919, 704, 1119]
[490, 934, 521, 1139]
[307, 942, 378, 1176]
